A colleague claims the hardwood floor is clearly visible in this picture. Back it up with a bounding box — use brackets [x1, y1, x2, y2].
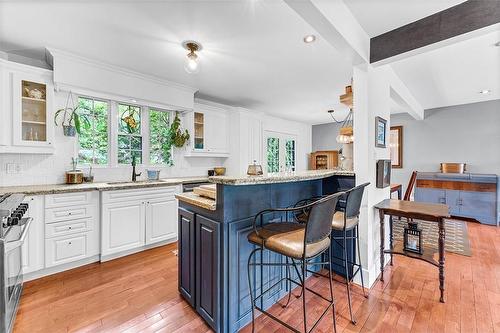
[14, 222, 500, 333]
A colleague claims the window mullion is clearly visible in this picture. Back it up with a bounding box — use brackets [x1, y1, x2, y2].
[143, 106, 150, 167]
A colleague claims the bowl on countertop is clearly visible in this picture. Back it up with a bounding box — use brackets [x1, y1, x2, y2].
[213, 167, 226, 176]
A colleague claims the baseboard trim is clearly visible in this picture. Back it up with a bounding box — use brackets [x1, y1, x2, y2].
[24, 255, 101, 282]
[100, 237, 177, 262]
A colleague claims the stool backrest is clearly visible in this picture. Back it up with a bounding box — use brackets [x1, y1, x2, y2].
[305, 192, 344, 244]
[345, 182, 370, 219]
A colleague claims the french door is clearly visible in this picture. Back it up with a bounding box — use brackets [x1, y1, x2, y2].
[264, 131, 296, 173]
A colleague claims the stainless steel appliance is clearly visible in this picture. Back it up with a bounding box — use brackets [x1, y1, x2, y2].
[0, 194, 33, 333]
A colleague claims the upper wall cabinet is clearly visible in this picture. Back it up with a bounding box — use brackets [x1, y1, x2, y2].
[184, 102, 229, 158]
[0, 59, 55, 154]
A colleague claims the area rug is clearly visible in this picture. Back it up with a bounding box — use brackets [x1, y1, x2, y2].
[392, 218, 471, 256]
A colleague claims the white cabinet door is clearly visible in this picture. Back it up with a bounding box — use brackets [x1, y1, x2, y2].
[101, 201, 146, 256]
[145, 197, 177, 245]
[22, 196, 45, 274]
[204, 110, 228, 153]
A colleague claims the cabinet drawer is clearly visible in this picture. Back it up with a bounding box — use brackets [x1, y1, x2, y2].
[45, 218, 93, 238]
[45, 233, 88, 267]
[45, 192, 94, 208]
[102, 186, 179, 204]
[45, 205, 95, 224]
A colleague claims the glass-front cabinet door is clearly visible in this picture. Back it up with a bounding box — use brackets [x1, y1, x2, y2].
[12, 74, 54, 148]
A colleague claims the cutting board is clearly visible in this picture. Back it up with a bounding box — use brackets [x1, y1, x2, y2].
[193, 184, 216, 200]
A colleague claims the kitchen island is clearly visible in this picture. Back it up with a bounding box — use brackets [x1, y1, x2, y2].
[176, 170, 355, 333]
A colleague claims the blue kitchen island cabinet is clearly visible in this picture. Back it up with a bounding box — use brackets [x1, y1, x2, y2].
[176, 170, 355, 333]
[415, 172, 498, 225]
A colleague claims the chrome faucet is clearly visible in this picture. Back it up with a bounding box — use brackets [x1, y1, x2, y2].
[131, 156, 141, 182]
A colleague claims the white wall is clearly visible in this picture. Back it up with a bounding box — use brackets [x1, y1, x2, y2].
[391, 99, 500, 192]
[224, 108, 312, 176]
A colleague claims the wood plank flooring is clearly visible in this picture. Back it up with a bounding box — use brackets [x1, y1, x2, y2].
[14, 222, 500, 333]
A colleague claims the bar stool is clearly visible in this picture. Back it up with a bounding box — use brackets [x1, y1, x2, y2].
[330, 182, 370, 324]
[247, 192, 344, 333]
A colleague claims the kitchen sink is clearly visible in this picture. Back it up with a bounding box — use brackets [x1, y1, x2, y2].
[106, 180, 164, 185]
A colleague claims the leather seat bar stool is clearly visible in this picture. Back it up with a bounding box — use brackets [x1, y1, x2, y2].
[329, 182, 370, 324]
[247, 192, 344, 333]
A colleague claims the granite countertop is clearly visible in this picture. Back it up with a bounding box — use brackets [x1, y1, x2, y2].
[175, 192, 216, 211]
[0, 176, 209, 196]
[208, 169, 354, 185]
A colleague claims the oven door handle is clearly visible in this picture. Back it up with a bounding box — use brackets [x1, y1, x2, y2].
[5, 217, 33, 252]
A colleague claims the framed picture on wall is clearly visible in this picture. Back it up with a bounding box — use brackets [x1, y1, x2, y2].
[375, 116, 387, 148]
[390, 126, 403, 168]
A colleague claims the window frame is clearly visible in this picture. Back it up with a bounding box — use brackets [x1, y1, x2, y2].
[75, 95, 111, 167]
[116, 102, 144, 165]
[147, 107, 174, 166]
[264, 131, 297, 173]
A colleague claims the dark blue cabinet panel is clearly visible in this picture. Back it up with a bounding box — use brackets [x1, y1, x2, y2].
[196, 215, 220, 331]
[178, 209, 195, 306]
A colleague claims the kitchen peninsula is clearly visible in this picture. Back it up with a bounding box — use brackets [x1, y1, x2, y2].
[176, 169, 355, 333]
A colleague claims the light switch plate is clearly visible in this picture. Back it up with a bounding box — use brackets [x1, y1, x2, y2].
[6, 163, 20, 174]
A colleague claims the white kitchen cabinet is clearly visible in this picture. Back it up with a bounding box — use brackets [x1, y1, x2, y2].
[22, 196, 45, 274]
[44, 191, 99, 268]
[101, 201, 146, 256]
[101, 186, 180, 260]
[0, 59, 55, 154]
[146, 197, 178, 245]
[185, 101, 229, 157]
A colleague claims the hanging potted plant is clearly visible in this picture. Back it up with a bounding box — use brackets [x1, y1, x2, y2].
[169, 112, 190, 148]
[54, 92, 91, 137]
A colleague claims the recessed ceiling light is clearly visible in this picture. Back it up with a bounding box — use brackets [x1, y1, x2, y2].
[303, 35, 316, 43]
[479, 89, 491, 95]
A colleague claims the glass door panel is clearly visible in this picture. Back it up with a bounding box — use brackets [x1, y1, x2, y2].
[21, 80, 47, 142]
[194, 112, 204, 149]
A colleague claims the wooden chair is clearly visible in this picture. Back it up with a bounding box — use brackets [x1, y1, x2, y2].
[404, 171, 417, 201]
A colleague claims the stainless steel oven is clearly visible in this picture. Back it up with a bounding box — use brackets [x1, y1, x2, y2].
[0, 194, 32, 333]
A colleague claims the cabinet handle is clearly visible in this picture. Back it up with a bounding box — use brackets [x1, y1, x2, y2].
[68, 242, 72, 245]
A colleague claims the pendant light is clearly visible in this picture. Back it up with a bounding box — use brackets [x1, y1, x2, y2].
[334, 81, 354, 144]
[182, 41, 202, 74]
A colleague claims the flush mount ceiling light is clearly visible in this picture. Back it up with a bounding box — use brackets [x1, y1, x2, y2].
[303, 34, 316, 43]
[494, 41, 500, 47]
[182, 40, 203, 74]
[479, 89, 491, 94]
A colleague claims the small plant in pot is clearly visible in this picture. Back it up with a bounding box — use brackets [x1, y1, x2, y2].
[54, 106, 91, 137]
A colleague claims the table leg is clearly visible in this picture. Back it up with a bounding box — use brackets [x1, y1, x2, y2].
[438, 217, 446, 303]
[389, 215, 393, 266]
[379, 209, 385, 282]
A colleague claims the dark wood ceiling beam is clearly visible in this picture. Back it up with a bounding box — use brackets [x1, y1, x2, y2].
[370, 0, 500, 64]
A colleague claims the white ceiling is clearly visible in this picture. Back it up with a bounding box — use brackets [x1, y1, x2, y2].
[390, 30, 500, 111]
[0, 0, 353, 125]
[344, 0, 466, 37]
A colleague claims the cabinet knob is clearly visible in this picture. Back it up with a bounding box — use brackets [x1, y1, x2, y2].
[68, 242, 72, 245]
[68, 226, 72, 230]
[68, 212, 72, 215]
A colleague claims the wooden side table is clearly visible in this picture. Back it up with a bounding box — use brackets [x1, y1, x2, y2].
[374, 199, 450, 303]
